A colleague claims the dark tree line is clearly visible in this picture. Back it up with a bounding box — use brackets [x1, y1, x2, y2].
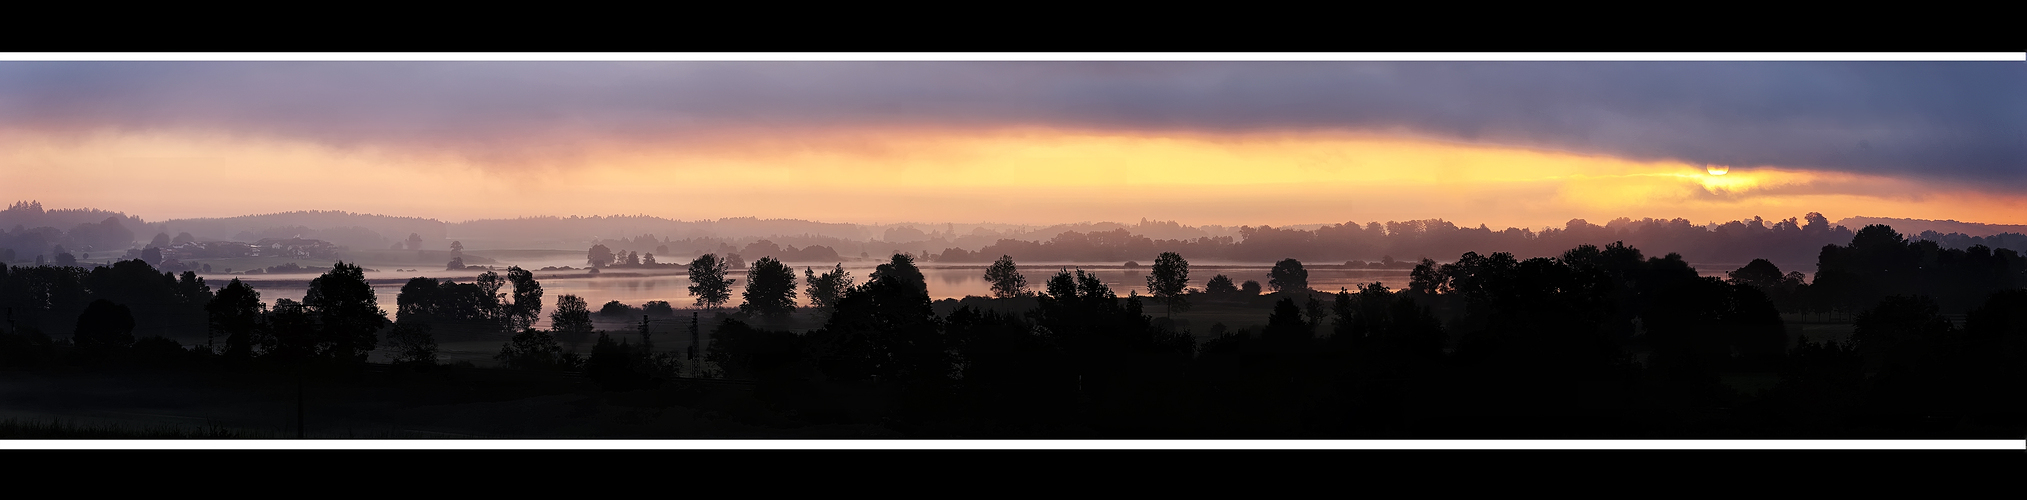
[394, 267, 543, 337]
[0, 259, 212, 340]
[931, 214, 1873, 272]
[686, 227, 2027, 437]
[0, 259, 393, 372]
[3, 222, 2023, 438]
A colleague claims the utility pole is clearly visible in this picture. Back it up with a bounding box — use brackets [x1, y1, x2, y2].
[688, 311, 700, 361]
[297, 368, 306, 439]
[639, 314, 652, 352]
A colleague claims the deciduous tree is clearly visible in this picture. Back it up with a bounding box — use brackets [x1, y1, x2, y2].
[304, 261, 388, 363]
[207, 278, 264, 358]
[550, 294, 593, 344]
[687, 254, 736, 309]
[506, 266, 543, 332]
[984, 255, 1028, 299]
[741, 257, 798, 318]
[587, 244, 616, 268]
[805, 263, 854, 312]
[1269, 258, 1309, 293]
[1146, 251, 1190, 316]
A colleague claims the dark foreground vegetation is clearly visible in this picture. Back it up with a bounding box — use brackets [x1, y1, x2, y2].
[2, 223, 2023, 438]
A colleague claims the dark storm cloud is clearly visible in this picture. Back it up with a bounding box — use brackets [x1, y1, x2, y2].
[2, 61, 2020, 186]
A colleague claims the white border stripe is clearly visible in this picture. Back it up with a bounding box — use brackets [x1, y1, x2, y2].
[0, 53, 2021, 62]
[0, 440, 2020, 450]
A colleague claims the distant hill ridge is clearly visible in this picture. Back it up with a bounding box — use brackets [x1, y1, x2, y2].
[18, 201, 2027, 259]
[0, 201, 146, 231]
[158, 210, 449, 246]
[1836, 216, 2027, 238]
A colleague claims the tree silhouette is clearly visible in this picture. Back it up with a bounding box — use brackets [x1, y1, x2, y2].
[505, 266, 543, 332]
[303, 261, 387, 363]
[475, 271, 505, 321]
[73, 298, 135, 354]
[804, 263, 854, 313]
[741, 257, 798, 318]
[406, 233, 423, 251]
[496, 328, 572, 370]
[809, 268, 945, 384]
[395, 277, 441, 325]
[687, 254, 736, 310]
[984, 254, 1028, 299]
[1204, 274, 1237, 296]
[1269, 258, 1308, 293]
[1302, 295, 1328, 330]
[140, 247, 161, 266]
[1333, 282, 1445, 358]
[1852, 295, 1954, 376]
[1044, 268, 1077, 301]
[871, 253, 927, 296]
[1075, 268, 1111, 300]
[586, 331, 678, 391]
[1146, 251, 1191, 316]
[707, 318, 809, 381]
[587, 244, 616, 268]
[1241, 280, 1263, 296]
[54, 252, 75, 267]
[1804, 212, 1830, 232]
[550, 294, 593, 346]
[260, 298, 316, 363]
[385, 322, 438, 366]
[206, 278, 264, 359]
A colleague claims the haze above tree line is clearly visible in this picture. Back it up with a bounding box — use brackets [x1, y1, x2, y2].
[7, 201, 2027, 275]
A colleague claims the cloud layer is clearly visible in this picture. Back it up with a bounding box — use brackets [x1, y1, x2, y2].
[3, 61, 2021, 186]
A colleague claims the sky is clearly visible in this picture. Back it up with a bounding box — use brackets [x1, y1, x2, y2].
[4, 58, 2024, 230]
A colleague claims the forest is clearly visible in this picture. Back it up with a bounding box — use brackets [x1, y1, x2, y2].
[2, 220, 2023, 438]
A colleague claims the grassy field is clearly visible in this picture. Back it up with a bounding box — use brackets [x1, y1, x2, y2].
[0, 361, 896, 439]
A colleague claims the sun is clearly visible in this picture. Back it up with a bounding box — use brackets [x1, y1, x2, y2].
[1706, 164, 1730, 175]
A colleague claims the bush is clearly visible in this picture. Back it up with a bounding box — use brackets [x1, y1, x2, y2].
[73, 299, 135, 355]
[599, 300, 637, 317]
[706, 319, 809, 381]
[386, 322, 440, 367]
[585, 333, 680, 391]
[128, 336, 189, 364]
[0, 329, 57, 368]
[495, 329, 577, 370]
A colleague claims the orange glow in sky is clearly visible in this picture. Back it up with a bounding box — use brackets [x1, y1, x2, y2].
[6, 126, 2024, 229]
